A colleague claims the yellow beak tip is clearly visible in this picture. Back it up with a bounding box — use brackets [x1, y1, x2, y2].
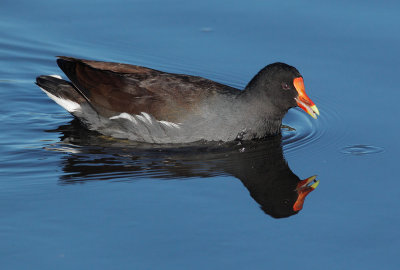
[311, 180, 320, 189]
[311, 105, 320, 116]
[309, 112, 317, 119]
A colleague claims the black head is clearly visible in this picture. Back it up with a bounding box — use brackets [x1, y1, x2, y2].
[244, 62, 303, 112]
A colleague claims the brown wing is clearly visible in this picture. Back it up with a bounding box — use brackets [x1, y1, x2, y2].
[57, 56, 240, 121]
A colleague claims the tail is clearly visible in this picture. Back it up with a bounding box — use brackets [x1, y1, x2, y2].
[36, 75, 87, 114]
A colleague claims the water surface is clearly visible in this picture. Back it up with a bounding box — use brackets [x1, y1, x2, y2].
[1, 0, 400, 269]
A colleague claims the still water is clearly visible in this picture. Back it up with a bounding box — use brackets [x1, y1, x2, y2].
[1, 0, 399, 269]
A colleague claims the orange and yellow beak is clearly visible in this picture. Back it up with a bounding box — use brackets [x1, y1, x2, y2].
[293, 77, 320, 119]
[293, 175, 320, 212]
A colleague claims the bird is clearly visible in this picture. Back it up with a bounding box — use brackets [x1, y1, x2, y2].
[36, 56, 319, 143]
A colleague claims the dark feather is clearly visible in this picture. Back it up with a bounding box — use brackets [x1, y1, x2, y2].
[56, 56, 240, 121]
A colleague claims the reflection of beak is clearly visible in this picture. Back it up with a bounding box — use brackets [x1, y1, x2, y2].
[293, 175, 320, 212]
[293, 77, 320, 119]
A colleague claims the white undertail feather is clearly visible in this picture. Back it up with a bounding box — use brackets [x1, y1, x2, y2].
[40, 87, 81, 113]
[49, 74, 62, 79]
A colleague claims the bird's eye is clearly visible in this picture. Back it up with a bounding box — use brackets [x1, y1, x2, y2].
[283, 199, 289, 205]
[281, 82, 290, 90]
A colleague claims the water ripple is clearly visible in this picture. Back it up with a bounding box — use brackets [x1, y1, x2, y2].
[341, 145, 384, 155]
[281, 95, 345, 156]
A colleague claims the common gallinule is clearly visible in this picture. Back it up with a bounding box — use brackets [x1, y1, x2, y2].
[36, 57, 319, 143]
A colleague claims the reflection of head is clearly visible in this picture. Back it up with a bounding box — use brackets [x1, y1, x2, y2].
[258, 173, 303, 219]
[259, 175, 319, 219]
[49, 122, 318, 219]
[221, 138, 319, 219]
[233, 151, 303, 218]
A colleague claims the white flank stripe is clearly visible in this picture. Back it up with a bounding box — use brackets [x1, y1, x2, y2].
[110, 112, 181, 129]
[141, 112, 153, 123]
[110, 113, 138, 124]
[136, 114, 147, 123]
[159, 120, 180, 128]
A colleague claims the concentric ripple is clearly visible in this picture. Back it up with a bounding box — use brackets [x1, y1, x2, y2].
[341, 145, 384, 155]
[281, 95, 345, 156]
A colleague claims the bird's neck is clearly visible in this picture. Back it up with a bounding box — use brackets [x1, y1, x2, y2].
[233, 91, 285, 139]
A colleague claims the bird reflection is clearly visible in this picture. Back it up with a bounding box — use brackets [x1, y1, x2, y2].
[46, 120, 319, 218]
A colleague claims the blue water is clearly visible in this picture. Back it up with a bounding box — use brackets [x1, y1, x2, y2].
[1, 0, 400, 269]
